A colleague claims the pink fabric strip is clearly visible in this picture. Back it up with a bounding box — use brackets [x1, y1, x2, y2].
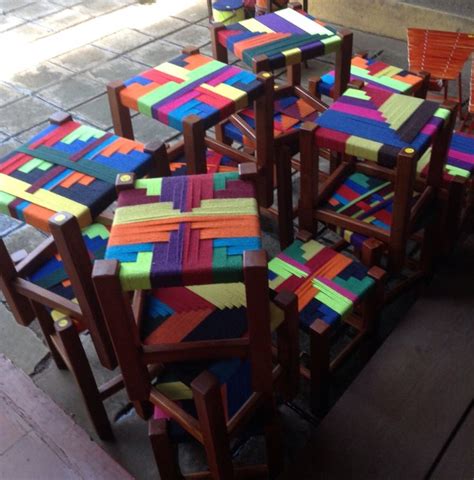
[315, 276, 358, 302]
[278, 253, 312, 275]
[331, 102, 386, 122]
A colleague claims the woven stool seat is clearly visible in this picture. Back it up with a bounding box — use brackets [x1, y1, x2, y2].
[0, 120, 153, 231]
[315, 87, 450, 168]
[105, 171, 262, 290]
[320, 172, 423, 248]
[268, 238, 374, 329]
[170, 148, 238, 176]
[217, 8, 341, 70]
[318, 55, 424, 97]
[27, 223, 109, 330]
[224, 94, 318, 146]
[418, 131, 474, 181]
[119, 53, 263, 131]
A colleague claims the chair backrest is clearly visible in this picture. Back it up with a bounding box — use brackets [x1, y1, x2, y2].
[407, 28, 474, 81]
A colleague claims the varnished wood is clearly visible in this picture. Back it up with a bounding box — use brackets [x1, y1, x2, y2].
[107, 80, 134, 139]
[183, 114, 207, 174]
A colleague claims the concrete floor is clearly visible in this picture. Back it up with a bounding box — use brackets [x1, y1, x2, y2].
[0, 1, 472, 478]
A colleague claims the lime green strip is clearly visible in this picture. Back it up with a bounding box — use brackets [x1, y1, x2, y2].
[344, 88, 371, 100]
[83, 223, 110, 240]
[0, 191, 15, 215]
[336, 181, 391, 214]
[155, 382, 193, 401]
[62, 125, 105, 144]
[321, 35, 342, 53]
[135, 178, 162, 196]
[269, 257, 307, 279]
[119, 251, 153, 290]
[345, 135, 383, 162]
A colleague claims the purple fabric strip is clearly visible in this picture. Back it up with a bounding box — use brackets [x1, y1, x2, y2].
[255, 12, 306, 35]
[161, 176, 187, 211]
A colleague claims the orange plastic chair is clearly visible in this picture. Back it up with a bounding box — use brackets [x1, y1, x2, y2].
[407, 28, 474, 118]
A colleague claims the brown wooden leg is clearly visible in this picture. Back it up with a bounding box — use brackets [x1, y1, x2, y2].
[107, 81, 134, 139]
[261, 396, 284, 479]
[298, 122, 319, 233]
[214, 121, 233, 146]
[274, 291, 299, 401]
[309, 319, 331, 413]
[275, 145, 294, 249]
[55, 318, 114, 441]
[149, 418, 183, 480]
[388, 148, 417, 273]
[144, 140, 170, 178]
[334, 30, 353, 99]
[254, 72, 275, 208]
[31, 302, 67, 370]
[210, 23, 228, 63]
[360, 238, 384, 267]
[443, 177, 466, 252]
[191, 371, 234, 480]
[287, 63, 301, 87]
[415, 71, 430, 99]
[134, 400, 153, 420]
[244, 250, 274, 394]
[183, 114, 207, 174]
[308, 76, 321, 99]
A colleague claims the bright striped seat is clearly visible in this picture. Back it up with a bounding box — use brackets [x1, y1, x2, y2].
[224, 94, 318, 148]
[26, 223, 109, 330]
[119, 52, 263, 131]
[217, 7, 342, 70]
[268, 238, 375, 328]
[320, 172, 422, 249]
[418, 131, 474, 181]
[318, 55, 424, 97]
[105, 171, 262, 290]
[0, 120, 153, 231]
[315, 86, 450, 168]
[170, 149, 238, 176]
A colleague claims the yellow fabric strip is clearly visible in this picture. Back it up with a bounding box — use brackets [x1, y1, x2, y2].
[378, 94, 424, 131]
[345, 136, 382, 162]
[344, 87, 371, 100]
[239, 17, 274, 33]
[373, 65, 402, 78]
[201, 83, 248, 111]
[155, 382, 193, 401]
[187, 282, 246, 310]
[0, 173, 91, 227]
[301, 239, 325, 261]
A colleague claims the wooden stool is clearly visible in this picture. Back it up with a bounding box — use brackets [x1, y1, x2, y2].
[298, 87, 457, 280]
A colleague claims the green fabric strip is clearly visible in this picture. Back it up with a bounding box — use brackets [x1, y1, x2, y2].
[16, 146, 119, 184]
[336, 181, 391, 214]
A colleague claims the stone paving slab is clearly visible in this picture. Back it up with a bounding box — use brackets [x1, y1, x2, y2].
[93, 28, 153, 54]
[11, 61, 72, 93]
[0, 355, 133, 479]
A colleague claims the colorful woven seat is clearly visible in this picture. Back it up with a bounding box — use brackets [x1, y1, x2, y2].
[318, 55, 424, 97]
[223, 94, 318, 146]
[268, 238, 374, 328]
[0, 120, 152, 231]
[418, 131, 474, 181]
[319, 172, 422, 248]
[27, 223, 109, 330]
[105, 171, 262, 290]
[217, 8, 341, 70]
[170, 149, 238, 176]
[315, 86, 450, 168]
[119, 53, 263, 131]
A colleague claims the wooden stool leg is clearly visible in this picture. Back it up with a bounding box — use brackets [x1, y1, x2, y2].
[275, 145, 294, 249]
[31, 302, 67, 370]
[360, 238, 384, 267]
[443, 177, 465, 252]
[183, 114, 207, 174]
[144, 140, 170, 178]
[215, 122, 232, 146]
[262, 396, 284, 479]
[107, 81, 134, 139]
[334, 30, 353, 99]
[191, 372, 234, 480]
[149, 419, 183, 480]
[309, 319, 331, 414]
[210, 23, 228, 63]
[55, 318, 114, 441]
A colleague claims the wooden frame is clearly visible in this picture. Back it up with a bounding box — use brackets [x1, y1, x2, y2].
[0, 214, 123, 440]
[298, 101, 458, 276]
[91, 255, 299, 478]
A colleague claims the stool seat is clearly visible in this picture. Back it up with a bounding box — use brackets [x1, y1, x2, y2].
[27, 223, 109, 330]
[268, 238, 375, 329]
[0, 120, 152, 231]
[224, 94, 318, 146]
[320, 172, 423, 248]
[217, 8, 341, 70]
[318, 55, 424, 97]
[119, 53, 263, 131]
[170, 148, 238, 176]
[105, 172, 262, 290]
[315, 87, 450, 168]
[418, 131, 474, 181]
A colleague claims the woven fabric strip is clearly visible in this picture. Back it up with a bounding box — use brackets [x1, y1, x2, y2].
[217, 8, 341, 70]
[170, 148, 238, 176]
[105, 172, 262, 290]
[120, 53, 263, 131]
[418, 131, 474, 181]
[0, 121, 152, 232]
[321, 172, 423, 248]
[27, 223, 110, 330]
[318, 55, 424, 97]
[268, 238, 374, 329]
[224, 94, 318, 145]
[315, 87, 450, 167]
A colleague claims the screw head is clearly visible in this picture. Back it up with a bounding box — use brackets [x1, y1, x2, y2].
[119, 174, 132, 182]
[57, 319, 69, 328]
[404, 147, 415, 154]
